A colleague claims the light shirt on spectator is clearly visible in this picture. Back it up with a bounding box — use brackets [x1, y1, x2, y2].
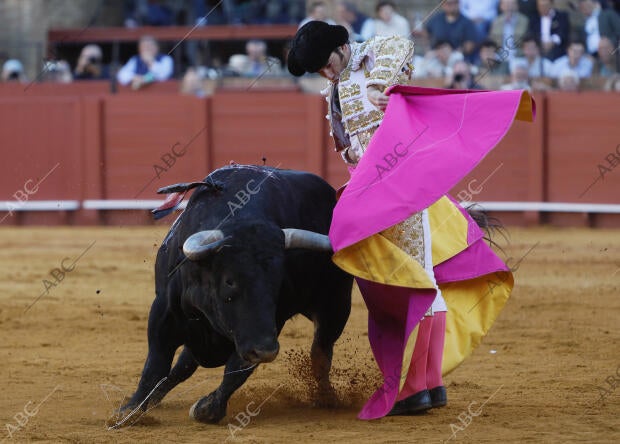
[540, 10, 561, 45]
[503, 16, 517, 60]
[511, 56, 554, 78]
[373, 14, 411, 38]
[551, 55, 594, 78]
[584, 7, 601, 54]
[460, 0, 499, 21]
[117, 54, 174, 86]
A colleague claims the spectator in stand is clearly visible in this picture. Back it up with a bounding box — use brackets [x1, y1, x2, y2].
[226, 39, 283, 77]
[460, 0, 500, 39]
[594, 35, 620, 75]
[604, 72, 620, 89]
[517, 0, 540, 22]
[445, 60, 479, 88]
[600, 3, 620, 45]
[1, 59, 26, 83]
[500, 58, 532, 89]
[557, 68, 580, 90]
[510, 34, 554, 76]
[299, 2, 336, 28]
[191, 0, 235, 25]
[490, 0, 530, 60]
[551, 40, 594, 77]
[285, 1, 307, 25]
[415, 40, 464, 78]
[528, 0, 571, 60]
[117, 36, 174, 89]
[124, 0, 174, 27]
[476, 39, 511, 75]
[41, 60, 73, 83]
[74, 45, 110, 81]
[579, 0, 603, 55]
[193, 0, 297, 25]
[369, 1, 411, 38]
[336, 1, 374, 42]
[180, 67, 207, 97]
[426, 0, 479, 62]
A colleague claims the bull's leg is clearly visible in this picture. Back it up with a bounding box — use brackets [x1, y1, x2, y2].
[189, 353, 256, 424]
[107, 297, 181, 427]
[309, 326, 340, 407]
[149, 346, 199, 406]
[310, 281, 352, 407]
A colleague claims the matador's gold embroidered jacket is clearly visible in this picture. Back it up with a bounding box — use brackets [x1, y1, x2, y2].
[324, 36, 415, 165]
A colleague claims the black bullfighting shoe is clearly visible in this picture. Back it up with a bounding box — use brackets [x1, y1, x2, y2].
[387, 389, 432, 416]
[429, 386, 448, 408]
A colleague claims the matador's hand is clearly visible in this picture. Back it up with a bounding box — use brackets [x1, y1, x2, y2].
[367, 86, 389, 111]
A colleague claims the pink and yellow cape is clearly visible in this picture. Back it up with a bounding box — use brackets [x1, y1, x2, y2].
[328, 86, 535, 419]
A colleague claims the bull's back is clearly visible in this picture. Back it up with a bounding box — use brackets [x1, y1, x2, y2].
[190, 165, 337, 233]
[156, 166, 337, 278]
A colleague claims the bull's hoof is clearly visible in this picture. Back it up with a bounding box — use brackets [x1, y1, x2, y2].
[189, 393, 226, 424]
[106, 404, 140, 429]
[313, 384, 340, 408]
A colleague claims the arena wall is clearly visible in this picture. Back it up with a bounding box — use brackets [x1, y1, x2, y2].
[0, 82, 618, 227]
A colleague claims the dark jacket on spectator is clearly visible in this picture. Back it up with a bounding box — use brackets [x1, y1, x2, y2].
[426, 12, 479, 53]
[599, 8, 620, 45]
[517, 0, 539, 22]
[528, 9, 571, 61]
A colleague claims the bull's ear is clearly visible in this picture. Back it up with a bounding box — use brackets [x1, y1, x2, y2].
[183, 230, 229, 260]
[282, 229, 332, 251]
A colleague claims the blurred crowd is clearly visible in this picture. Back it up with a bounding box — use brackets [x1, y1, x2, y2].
[2, 0, 619, 93]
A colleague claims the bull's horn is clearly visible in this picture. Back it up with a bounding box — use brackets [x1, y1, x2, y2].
[283, 229, 332, 251]
[183, 230, 226, 260]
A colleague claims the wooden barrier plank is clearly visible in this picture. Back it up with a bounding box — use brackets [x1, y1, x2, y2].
[210, 92, 308, 171]
[78, 96, 106, 225]
[102, 95, 211, 200]
[0, 97, 82, 200]
[546, 92, 620, 204]
[304, 95, 327, 178]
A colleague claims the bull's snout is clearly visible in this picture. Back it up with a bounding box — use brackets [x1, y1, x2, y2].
[242, 341, 280, 364]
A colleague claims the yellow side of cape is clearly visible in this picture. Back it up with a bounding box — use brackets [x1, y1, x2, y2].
[331, 196, 513, 385]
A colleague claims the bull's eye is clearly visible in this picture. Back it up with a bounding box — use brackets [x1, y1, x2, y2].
[225, 296, 232, 303]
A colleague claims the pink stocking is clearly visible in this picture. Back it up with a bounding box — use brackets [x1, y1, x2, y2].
[426, 311, 446, 389]
[396, 315, 432, 401]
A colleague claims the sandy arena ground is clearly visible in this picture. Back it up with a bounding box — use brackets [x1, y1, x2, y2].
[0, 225, 618, 443]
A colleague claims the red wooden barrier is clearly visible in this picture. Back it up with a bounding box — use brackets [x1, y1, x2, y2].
[545, 92, 620, 227]
[0, 83, 619, 227]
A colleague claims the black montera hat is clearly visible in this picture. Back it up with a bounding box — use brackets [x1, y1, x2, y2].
[287, 21, 349, 77]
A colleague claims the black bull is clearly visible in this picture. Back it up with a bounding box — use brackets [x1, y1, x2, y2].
[109, 165, 353, 426]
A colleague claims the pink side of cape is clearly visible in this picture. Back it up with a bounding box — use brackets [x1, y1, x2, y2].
[329, 86, 534, 252]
